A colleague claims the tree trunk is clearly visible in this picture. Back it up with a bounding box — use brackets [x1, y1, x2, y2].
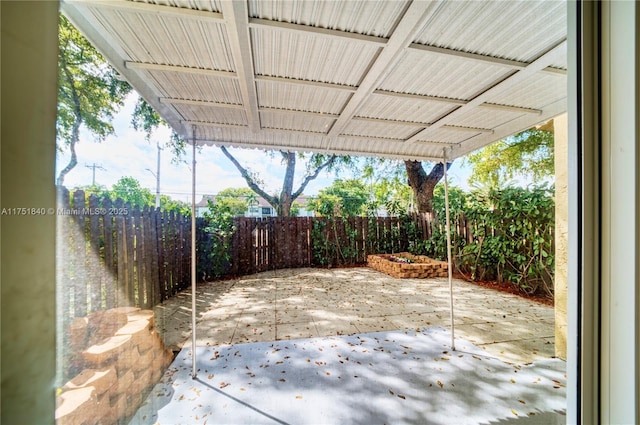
[277, 152, 296, 216]
[56, 61, 82, 187]
[404, 160, 452, 214]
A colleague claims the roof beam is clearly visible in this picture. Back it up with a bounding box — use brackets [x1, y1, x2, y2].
[480, 103, 542, 114]
[259, 107, 340, 119]
[126, 61, 237, 78]
[248, 17, 388, 46]
[442, 125, 493, 134]
[373, 89, 467, 105]
[352, 116, 428, 127]
[327, 1, 442, 141]
[408, 43, 566, 76]
[86, 0, 224, 22]
[220, 0, 260, 132]
[160, 98, 244, 109]
[409, 43, 530, 69]
[183, 120, 247, 130]
[405, 39, 567, 144]
[255, 74, 357, 92]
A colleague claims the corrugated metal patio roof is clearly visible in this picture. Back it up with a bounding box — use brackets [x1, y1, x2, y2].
[62, 0, 567, 161]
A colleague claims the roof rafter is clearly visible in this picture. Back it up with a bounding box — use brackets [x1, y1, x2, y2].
[126, 61, 237, 78]
[408, 43, 567, 76]
[255, 74, 357, 92]
[220, 0, 260, 132]
[248, 17, 388, 46]
[160, 98, 244, 109]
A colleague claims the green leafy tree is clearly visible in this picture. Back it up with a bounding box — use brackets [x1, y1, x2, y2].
[71, 184, 111, 201]
[215, 187, 256, 217]
[159, 195, 190, 215]
[110, 177, 155, 208]
[309, 179, 369, 217]
[220, 147, 351, 216]
[464, 128, 554, 188]
[56, 15, 131, 186]
[289, 201, 302, 217]
[202, 200, 236, 278]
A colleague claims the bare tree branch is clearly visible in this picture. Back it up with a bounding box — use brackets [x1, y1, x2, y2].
[292, 155, 337, 200]
[219, 146, 279, 206]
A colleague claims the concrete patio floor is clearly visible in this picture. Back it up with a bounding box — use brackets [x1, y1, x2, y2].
[138, 267, 566, 424]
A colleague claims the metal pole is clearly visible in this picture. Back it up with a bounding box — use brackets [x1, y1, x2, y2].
[155, 141, 161, 208]
[191, 127, 197, 378]
[443, 148, 455, 351]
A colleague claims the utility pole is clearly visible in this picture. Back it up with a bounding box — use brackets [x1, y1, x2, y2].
[145, 141, 161, 208]
[85, 163, 106, 186]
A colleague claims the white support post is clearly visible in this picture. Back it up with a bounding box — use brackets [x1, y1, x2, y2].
[443, 148, 455, 351]
[191, 127, 197, 378]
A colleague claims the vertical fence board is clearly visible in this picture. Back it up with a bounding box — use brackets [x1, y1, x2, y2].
[58, 188, 72, 323]
[102, 198, 116, 309]
[72, 191, 88, 317]
[88, 195, 103, 311]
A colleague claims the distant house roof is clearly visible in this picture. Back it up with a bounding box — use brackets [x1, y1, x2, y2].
[196, 194, 217, 208]
[197, 194, 310, 209]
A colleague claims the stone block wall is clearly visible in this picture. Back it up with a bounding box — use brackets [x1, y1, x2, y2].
[367, 253, 448, 278]
[56, 307, 173, 425]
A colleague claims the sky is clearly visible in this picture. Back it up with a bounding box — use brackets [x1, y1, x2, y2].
[56, 93, 473, 203]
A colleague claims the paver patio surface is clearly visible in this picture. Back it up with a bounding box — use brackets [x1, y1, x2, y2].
[154, 267, 558, 365]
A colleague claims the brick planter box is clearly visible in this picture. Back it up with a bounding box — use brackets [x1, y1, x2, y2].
[367, 252, 448, 279]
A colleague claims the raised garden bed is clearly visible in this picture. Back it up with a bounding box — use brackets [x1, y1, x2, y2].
[367, 252, 448, 279]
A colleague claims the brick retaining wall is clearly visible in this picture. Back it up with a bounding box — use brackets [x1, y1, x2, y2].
[367, 252, 448, 279]
[56, 307, 173, 425]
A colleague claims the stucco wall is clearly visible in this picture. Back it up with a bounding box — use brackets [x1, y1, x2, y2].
[1, 1, 60, 423]
[554, 114, 568, 360]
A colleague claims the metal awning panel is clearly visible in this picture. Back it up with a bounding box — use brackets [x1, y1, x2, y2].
[453, 108, 526, 131]
[489, 73, 568, 110]
[63, 0, 567, 161]
[91, 6, 233, 69]
[378, 50, 516, 101]
[143, 71, 243, 104]
[251, 28, 381, 86]
[356, 94, 457, 125]
[414, 0, 567, 63]
[256, 80, 351, 115]
[247, 0, 409, 38]
[259, 110, 334, 133]
[174, 104, 248, 126]
[341, 120, 421, 140]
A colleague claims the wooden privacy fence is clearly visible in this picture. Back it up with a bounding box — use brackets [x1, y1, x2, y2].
[57, 189, 191, 326]
[196, 215, 446, 278]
